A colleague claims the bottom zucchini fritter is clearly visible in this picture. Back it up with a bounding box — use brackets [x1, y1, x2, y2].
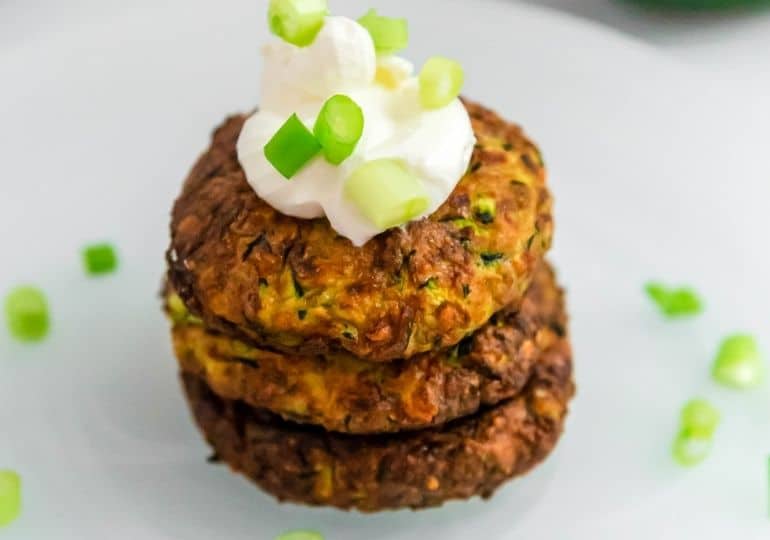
[180, 316, 573, 511]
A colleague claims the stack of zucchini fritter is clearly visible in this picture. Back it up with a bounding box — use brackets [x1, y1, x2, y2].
[164, 100, 574, 511]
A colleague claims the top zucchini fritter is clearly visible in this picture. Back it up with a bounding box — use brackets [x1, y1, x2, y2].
[167, 100, 552, 362]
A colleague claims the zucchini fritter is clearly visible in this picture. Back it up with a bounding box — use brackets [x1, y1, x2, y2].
[167, 100, 552, 362]
[171, 263, 565, 434]
[180, 312, 573, 512]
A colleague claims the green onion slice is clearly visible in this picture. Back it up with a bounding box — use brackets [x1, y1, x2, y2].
[274, 530, 324, 540]
[313, 95, 364, 165]
[644, 282, 703, 318]
[4, 286, 50, 343]
[418, 56, 465, 110]
[358, 9, 409, 55]
[712, 334, 764, 389]
[345, 159, 429, 230]
[0, 470, 21, 527]
[264, 114, 322, 179]
[82, 243, 119, 276]
[680, 399, 720, 439]
[268, 0, 328, 47]
[672, 431, 713, 467]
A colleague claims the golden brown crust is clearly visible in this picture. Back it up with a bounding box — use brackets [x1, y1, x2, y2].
[167, 100, 552, 362]
[171, 263, 565, 434]
[180, 314, 573, 512]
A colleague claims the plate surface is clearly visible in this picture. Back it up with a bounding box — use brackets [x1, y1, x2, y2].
[1, 0, 769, 538]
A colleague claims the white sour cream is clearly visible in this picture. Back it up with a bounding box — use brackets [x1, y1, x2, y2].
[237, 16, 475, 246]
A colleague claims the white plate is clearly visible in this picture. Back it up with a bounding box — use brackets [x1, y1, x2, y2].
[1, 1, 769, 538]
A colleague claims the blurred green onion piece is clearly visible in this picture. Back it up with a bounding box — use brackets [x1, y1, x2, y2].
[712, 334, 764, 389]
[4, 286, 50, 343]
[358, 9, 409, 55]
[83, 243, 118, 276]
[264, 114, 322, 179]
[313, 95, 364, 165]
[644, 282, 703, 318]
[274, 530, 324, 540]
[268, 0, 328, 47]
[672, 398, 720, 467]
[680, 398, 720, 438]
[672, 431, 713, 467]
[419, 56, 465, 110]
[345, 159, 429, 229]
[0, 470, 21, 527]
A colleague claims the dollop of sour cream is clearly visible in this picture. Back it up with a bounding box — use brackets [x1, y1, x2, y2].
[237, 16, 475, 246]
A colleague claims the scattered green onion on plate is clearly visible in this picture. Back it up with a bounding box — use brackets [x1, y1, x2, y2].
[672, 398, 720, 467]
[672, 431, 713, 467]
[419, 56, 465, 110]
[712, 334, 764, 389]
[264, 114, 322, 179]
[345, 159, 429, 229]
[358, 9, 409, 55]
[314, 94, 364, 165]
[644, 281, 703, 318]
[680, 398, 720, 439]
[0, 470, 21, 527]
[274, 530, 324, 540]
[82, 242, 119, 276]
[268, 0, 328, 47]
[4, 286, 50, 343]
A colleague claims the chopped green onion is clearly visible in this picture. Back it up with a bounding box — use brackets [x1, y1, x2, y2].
[418, 56, 465, 110]
[0, 470, 21, 527]
[645, 283, 668, 305]
[4, 286, 50, 343]
[672, 431, 712, 467]
[345, 159, 429, 230]
[358, 9, 408, 55]
[82, 243, 119, 276]
[680, 399, 720, 438]
[313, 95, 364, 165]
[268, 0, 328, 47]
[712, 334, 764, 389]
[264, 114, 322, 179]
[644, 282, 703, 318]
[274, 530, 324, 540]
[672, 398, 720, 467]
